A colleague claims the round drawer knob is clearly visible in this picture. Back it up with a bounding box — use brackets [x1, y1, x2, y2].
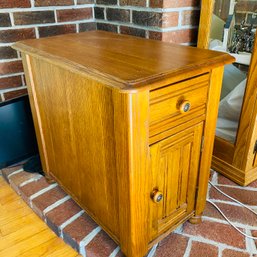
[179, 100, 191, 113]
[151, 189, 163, 203]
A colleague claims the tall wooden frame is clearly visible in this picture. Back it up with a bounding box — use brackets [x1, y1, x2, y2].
[198, 0, 257, 186]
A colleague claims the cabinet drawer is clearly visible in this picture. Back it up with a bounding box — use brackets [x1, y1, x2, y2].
[149, 74, 209, 138]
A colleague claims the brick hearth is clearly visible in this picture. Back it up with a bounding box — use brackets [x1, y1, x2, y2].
[1, 165, 257, 257]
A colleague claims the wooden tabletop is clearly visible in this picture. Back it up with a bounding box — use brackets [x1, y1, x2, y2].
[13, 31, 234, 90]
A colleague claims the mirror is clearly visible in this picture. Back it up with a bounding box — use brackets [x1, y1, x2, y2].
[199, 0, 256, 144]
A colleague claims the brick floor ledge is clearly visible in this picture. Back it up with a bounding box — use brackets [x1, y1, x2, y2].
[1, 165, 257, 257]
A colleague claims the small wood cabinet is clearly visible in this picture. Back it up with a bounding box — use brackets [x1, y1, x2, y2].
[13, 31, 233, 257]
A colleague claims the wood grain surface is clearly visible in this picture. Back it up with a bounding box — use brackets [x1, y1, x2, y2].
[14, 31, 233, 256]
[13, 31, 233, 91]
[197, 0, 214, 49]
[0, 177, 80, 257]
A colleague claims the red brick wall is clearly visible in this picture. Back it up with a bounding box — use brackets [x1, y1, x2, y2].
[0, 0, 200, 102]
[0, 0, 95, 102]
[95, 0, 200, 43]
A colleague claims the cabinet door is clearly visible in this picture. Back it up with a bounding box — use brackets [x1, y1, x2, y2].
[149, 122, 203, 240]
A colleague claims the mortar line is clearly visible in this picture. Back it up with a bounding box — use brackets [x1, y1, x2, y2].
[202, 216, 257, 230]
[43, 195, 71, 214]
[59, 210, 85, 237]
[29, 183, 58, 200]
[183, 238, 192, 257]
[109, 246, 121, 257]
[7, 168, 24, 178]
[147, 243, 158, 257]
[19, 174, 43, 187]
[182, 233, 250, 252]
[79, 226, 102, 256]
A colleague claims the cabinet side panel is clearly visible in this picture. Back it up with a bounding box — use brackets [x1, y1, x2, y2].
[212, 136, 235, 164]
[28, 56, 120, 239]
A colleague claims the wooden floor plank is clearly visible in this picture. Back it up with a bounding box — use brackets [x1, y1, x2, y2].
[0, 229, 55, 257]
[0, 197, 27, 213]
[0, 212, 41, 237]
[0, 201, 32, 226]
[0, 186, 20, 205]
[19, 237, 80, 257]
[0, 178, 7, 187]
[0, 176, 81, 257]
[0, 218, 47, 251]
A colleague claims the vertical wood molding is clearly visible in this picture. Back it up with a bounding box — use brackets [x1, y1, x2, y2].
[113, 90, 150, 257]
[233, 38, 257, 170]
[21, 54, 49, 173]
[197, 0, 214, 49]
[195, 67, 224, 216]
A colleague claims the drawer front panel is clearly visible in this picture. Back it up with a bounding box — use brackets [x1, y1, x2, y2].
[150, 74, 209, 137]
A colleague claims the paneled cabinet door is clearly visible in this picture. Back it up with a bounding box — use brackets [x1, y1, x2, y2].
[149, 122, 203, 240]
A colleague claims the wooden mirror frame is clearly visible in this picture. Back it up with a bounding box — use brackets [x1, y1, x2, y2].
[197, 0, 257, 186]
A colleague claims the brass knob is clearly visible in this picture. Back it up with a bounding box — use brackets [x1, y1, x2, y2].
[179, 100, 191, 113]
[151, 189, 163, 203]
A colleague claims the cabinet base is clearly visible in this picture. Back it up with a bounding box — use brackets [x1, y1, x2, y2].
[189, 215, 202, 224]
[212, 155, 257, 186]
[45, 173, 55, 184]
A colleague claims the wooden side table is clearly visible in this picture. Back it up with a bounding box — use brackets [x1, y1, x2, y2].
[13, 31, 233, 256]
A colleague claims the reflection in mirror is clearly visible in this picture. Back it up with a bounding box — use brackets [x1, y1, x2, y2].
[208, 0, 256, 143]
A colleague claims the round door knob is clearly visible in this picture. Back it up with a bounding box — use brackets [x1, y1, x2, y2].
[179, 100, 191, 113]
[151, 189, 163, 203]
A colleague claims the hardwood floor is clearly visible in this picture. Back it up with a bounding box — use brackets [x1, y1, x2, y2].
[0, 176, 81, 257]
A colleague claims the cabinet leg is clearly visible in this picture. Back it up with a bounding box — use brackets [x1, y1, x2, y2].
[45, 173, 55, 184]
[189, 215, 202, 224]
[123, 248, 148, 257]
